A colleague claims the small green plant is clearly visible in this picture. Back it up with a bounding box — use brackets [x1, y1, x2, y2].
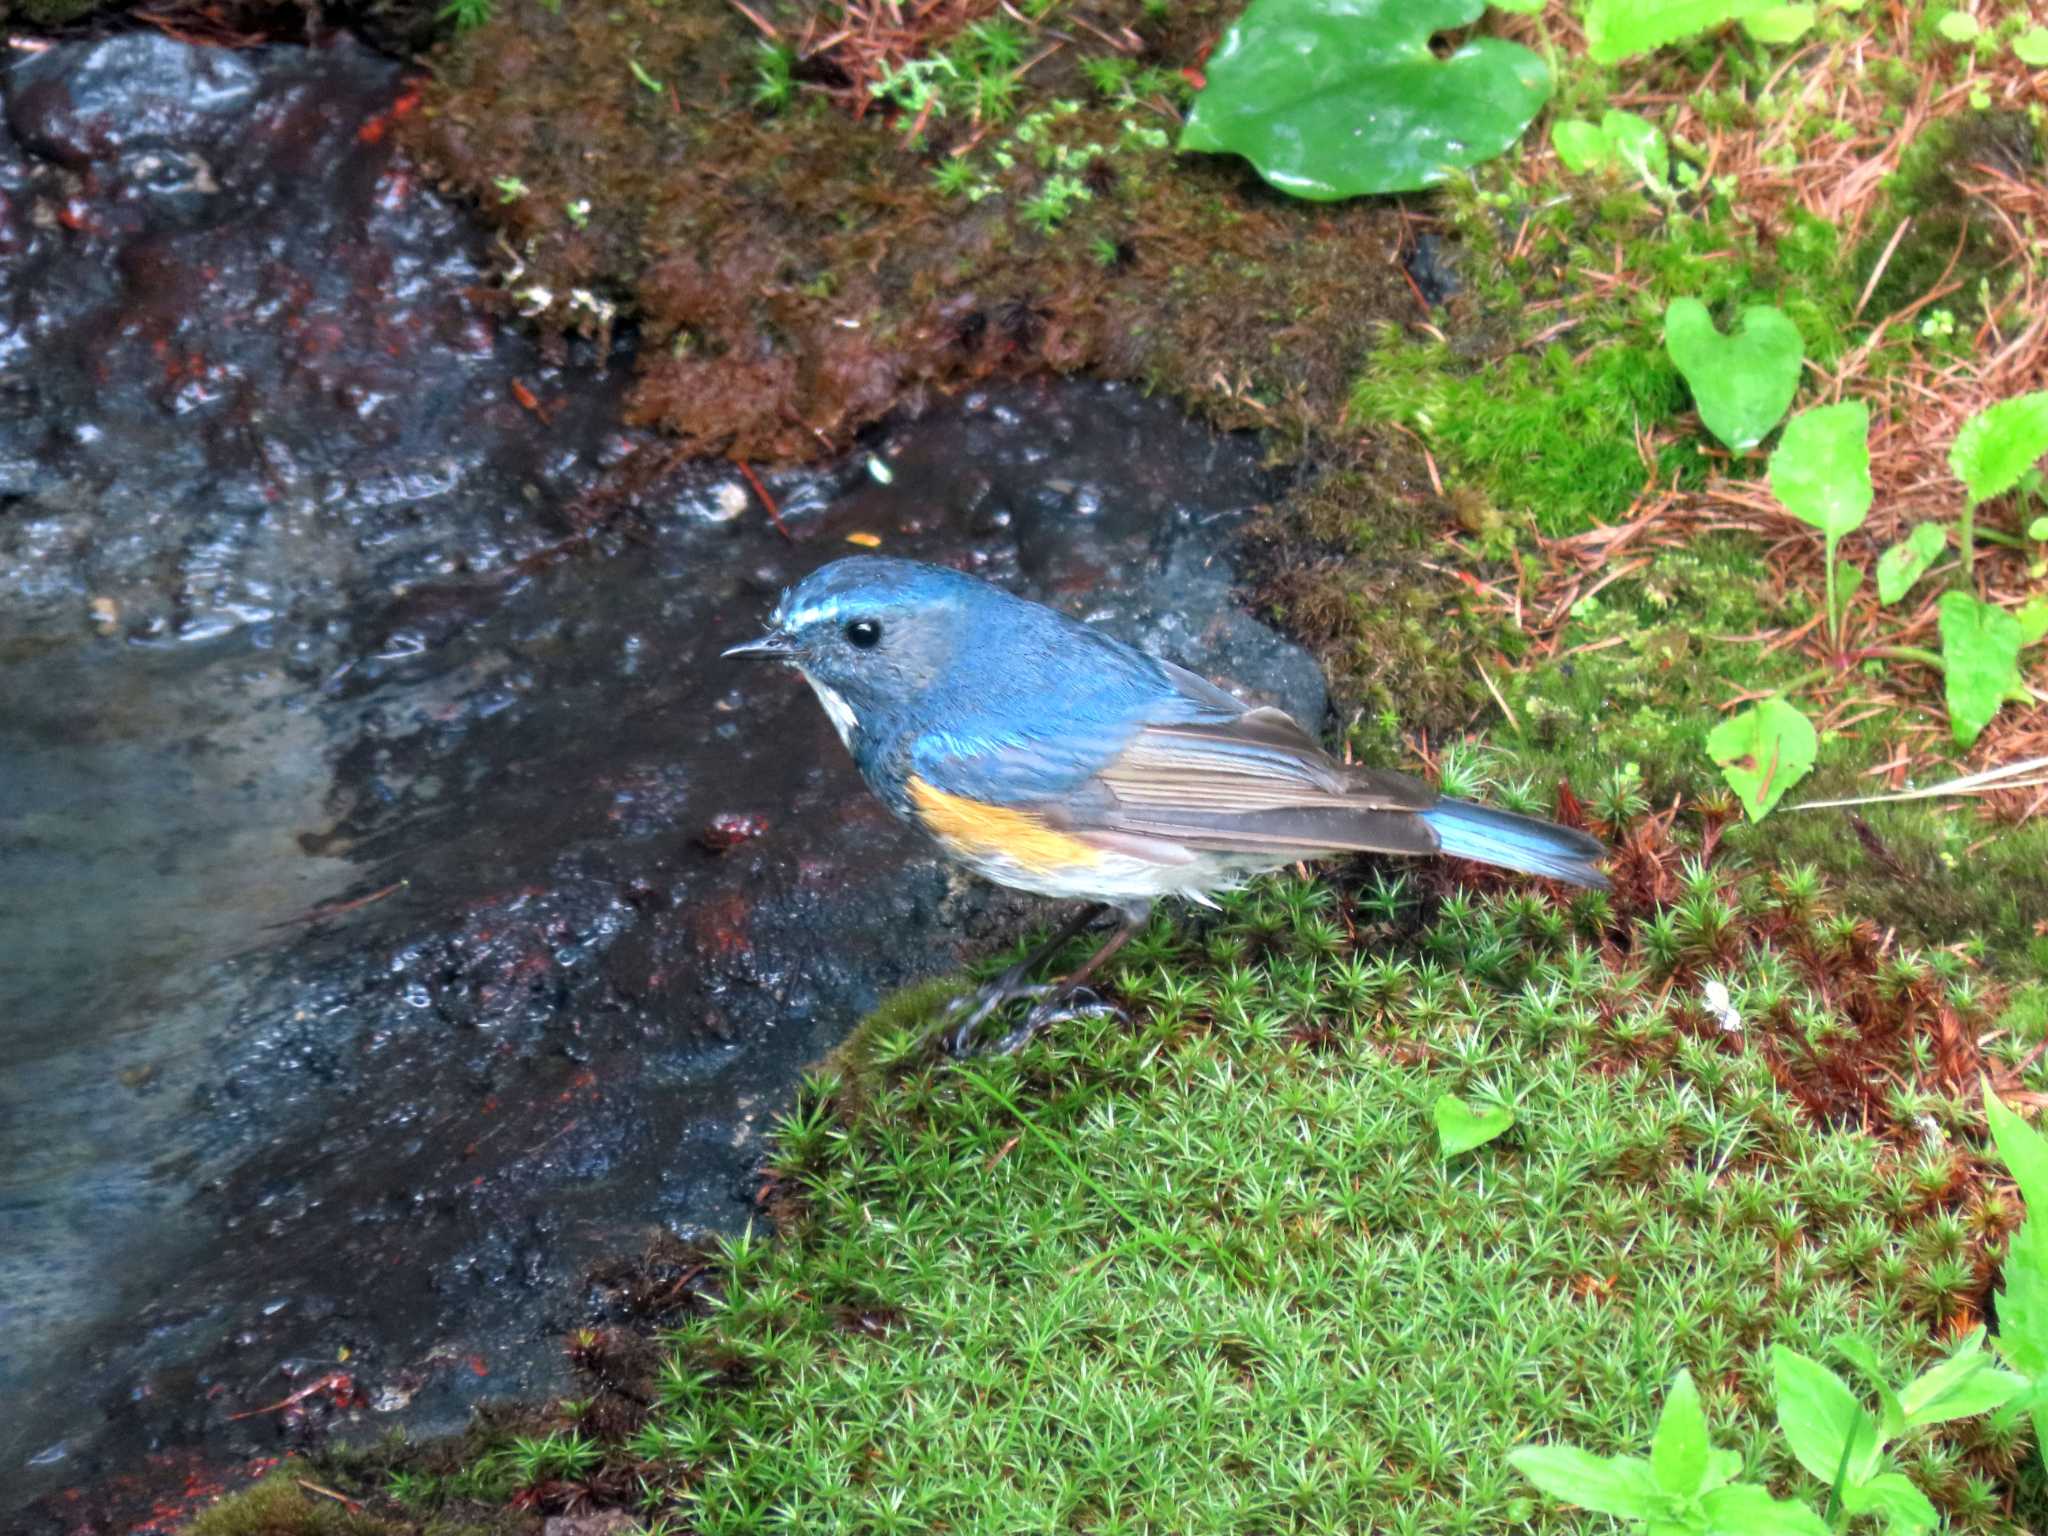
[1948, 391, 2048, 578]
[438, 0, 492, 31]
[752, 41, 796, 111]
[2015, 26, 2048, 65]
[1432, 1093, 1514, 1157]
[492, 174, 528, 203]
[1771, 1332, 2023, 1532]
[1707, 696, 1818, 821]
[1513, 1370, 1829, 1535]
[1663, 299, 1804, 454]
[1181, 0, 1552, 199]
[1769, 401, 1872, 650]
[1551, 109, 1673, 200]
[496, 1429, 605, 1484]
[628, 58, 664, 95]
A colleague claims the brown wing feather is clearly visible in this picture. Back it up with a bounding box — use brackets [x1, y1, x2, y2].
[1067, 705, 1441, 857]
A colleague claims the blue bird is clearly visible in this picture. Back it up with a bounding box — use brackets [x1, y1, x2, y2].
[725, 557, 1608, 1052]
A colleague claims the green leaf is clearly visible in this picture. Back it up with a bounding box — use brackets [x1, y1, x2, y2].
[1935, 9, 1982, 42]
[1937, 590, 2027, 748]
[1830, 1335, 1906, 1442]
[1698, 1484, 1833, 1536]
[2029, 515, 2048, 541]
[1651, 1370, 1711, 1498]
[1180, 0, 1553, 200]
[1489, 0, 1546, 12]
[2015, 26, 2048, 65]
[1772, 1346, 1884, 1487]
[1706, 697, 1817, 821]
[1665, 299, 1805, 453]
[1950, 391, 2048, 504]
[1897, 1329, 2027, 1426]
[1743, 4, 1816, 43]
[2019, 596, 2048, 646]
[1770, 401, 1872, 538]
[1434, 1094, 1515, 1157]
[1551, 118, 1611, 172]
[1876, 523, 1948, 605]
[1983, 1083, 2048, 1377]
[1583, 0, 1772, 62]
[1839, 1471, 1938, 1534]
[1601, 109, 1668, 188]
[1509, 1446, 1665, 1519]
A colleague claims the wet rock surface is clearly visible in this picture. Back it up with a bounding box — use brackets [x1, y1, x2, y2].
[0, 33, 1323, 1527]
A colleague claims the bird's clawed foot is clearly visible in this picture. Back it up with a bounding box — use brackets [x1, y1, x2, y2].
[941, 966, 1053, 1056]
[981, 985, 1124, 1057]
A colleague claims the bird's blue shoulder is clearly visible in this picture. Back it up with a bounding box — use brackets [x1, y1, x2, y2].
[888, 599, 1231, 807]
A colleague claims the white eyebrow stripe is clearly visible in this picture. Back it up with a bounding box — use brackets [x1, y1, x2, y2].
[783, 599, 842, 629]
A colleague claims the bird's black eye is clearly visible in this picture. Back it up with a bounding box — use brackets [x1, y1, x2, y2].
[844, 618, 882, 650]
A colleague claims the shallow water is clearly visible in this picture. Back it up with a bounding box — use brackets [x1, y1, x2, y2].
[0, 32, 1324, 1524]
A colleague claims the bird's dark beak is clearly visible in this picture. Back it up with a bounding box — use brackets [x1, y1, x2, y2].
[721, 629, 798, 660]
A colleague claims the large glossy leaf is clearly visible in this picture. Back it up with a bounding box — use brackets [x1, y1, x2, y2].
[1665, 298, 1804, 453]
[1180, 0, 1552, 200]
[1937, 590, 2026, 747]
[1950, 391, 2048, 504]
[1770, 401, 1871, 538]
[1706, 697, 1817, 820]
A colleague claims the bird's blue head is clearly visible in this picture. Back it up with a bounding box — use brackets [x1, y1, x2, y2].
[722, 557, 995, 748]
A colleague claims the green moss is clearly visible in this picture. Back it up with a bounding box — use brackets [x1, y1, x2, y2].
[185, 1476, 405, 1536]
[566, 875, 2031, 1533]
[1352, 333, 1699, 537]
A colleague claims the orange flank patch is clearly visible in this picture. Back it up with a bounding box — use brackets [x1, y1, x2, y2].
[906, 777, 1102, 876]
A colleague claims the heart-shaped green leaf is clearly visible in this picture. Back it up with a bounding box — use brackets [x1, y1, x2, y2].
[1180, 0, 1553, 200]
[1665, 298, 1805, 453]
[1770, 401, 1872, 537]
[1876, 523, 1948, 605]
[1950, 391, 2048, 504]
[2016, 26, 2048, 65]
[1938, 590, 2027, 747]
[1433, 1093, 1514, 1157]
[1936, 9, 1982, 42]
[1706, 696, 1817, 820]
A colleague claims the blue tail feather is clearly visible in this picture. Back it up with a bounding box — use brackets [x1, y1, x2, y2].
[1419, 799, 1610, 889]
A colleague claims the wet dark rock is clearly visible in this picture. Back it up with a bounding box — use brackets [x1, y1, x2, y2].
[2, 32, 1326, 1532]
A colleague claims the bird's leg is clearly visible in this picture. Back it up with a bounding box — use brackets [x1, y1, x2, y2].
[944, 903, 1106, 1055]
[985, 901, 1150, 1057]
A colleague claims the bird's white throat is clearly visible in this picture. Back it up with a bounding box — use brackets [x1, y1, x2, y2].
[800, 672, 861, 749]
